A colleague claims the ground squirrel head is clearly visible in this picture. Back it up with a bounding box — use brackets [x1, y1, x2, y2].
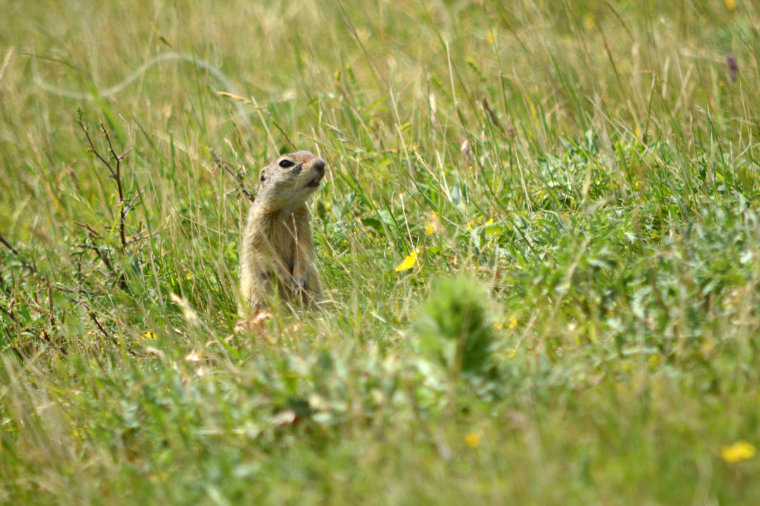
[256, 151, 326, 214]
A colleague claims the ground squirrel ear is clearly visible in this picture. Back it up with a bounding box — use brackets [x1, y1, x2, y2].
[259, 169, 267, 185]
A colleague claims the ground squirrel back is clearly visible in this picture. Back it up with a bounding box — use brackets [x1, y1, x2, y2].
[239, 151, 325, 310]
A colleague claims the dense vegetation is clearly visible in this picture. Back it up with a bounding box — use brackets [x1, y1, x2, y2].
[1, 0, 759, 503]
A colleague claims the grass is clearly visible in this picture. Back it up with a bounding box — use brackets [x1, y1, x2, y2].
[1, 0, 760, 503]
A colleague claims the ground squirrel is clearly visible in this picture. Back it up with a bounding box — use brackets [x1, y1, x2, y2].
[239, 151, 326, 310]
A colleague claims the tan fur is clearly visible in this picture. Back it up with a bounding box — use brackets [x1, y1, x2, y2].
[240, 151, 325, 310]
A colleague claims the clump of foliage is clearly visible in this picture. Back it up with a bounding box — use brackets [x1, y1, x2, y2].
[414, 275, 497, 382]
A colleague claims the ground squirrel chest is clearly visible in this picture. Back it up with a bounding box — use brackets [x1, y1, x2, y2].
[239, 151, 326, 310]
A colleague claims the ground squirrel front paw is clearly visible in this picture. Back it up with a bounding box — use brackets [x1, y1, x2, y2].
[291, 276, 308, 297]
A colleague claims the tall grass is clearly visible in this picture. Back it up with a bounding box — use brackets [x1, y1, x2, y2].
[2, 0, 760, 503]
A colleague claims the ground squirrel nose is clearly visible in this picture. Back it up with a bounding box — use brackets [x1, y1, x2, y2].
[312, 159, 326, 175]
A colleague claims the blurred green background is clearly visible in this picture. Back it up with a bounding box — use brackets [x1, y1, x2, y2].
[1, 1, 759, 504]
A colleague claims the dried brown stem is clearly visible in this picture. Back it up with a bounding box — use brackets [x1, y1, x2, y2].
[74, 221, 102, 238]
[88, 311, 120, 347]
[0, 299, 47, 347]
[0, 234, 20, 255]
[76, 118, 132, 251]
[482, 96, 503, 131]
[210, 149, 255, 203]
[0, 233, 37, 274]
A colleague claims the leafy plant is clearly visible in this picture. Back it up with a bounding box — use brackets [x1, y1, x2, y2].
[413, 275, 497, 382]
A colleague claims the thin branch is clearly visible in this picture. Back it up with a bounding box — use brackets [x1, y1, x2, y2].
[122, 189, 142, 216]
[482, 96, 504, 132]
[77, 118, 115, 178]
[74, 221, 102, 238]
[0, 299, 44, 345]
[88, 311, 120, 347]
[0, 234, 20, 255]
[0, 301, 27, 360]
[0, 300, 18, 324]
[126, 230, 154, 245]
[100, 124, 125, 202]
[210, 149, 255, 203]
[47, 280, 55, 326]
[76, 117, 131, 251]
[75, 241, 109, 268]
[0, 233, 37, 274]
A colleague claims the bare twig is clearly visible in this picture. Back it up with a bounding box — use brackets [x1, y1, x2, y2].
[122, 189, 142, 216]
[77, 118, 115, 178]
[482, 96, 503, 131]
[88, 311, 120, 347]
[75, 241, 113, 271]
[126, 230, 153, 245]
[0, 233, 37, 274]
[482, 96, 515, 137]
[0, 300, 27, 360]
[76, 117, 132, 251]
[0, 300, 19, 324]
[74, 221, 102, 238]
[0, 299, 47, 347]
[0, 234, 20, 255]
[210, 149, 255, 203]
[47, 280, 55, 326]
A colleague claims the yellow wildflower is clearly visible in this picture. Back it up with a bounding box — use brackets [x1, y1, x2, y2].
[721, 440, 756, 463]
[185, 272, 194, 280]
[465, 432, 482, 448]
[725, 0, 736, 11]
[467, 217, 494, 231]
[425, 212, 443, 235]
[141, 331, 156, 341]
[494, 317, 517, 331]
[583, 13, 595, 30]
[395, 250, 418, 272]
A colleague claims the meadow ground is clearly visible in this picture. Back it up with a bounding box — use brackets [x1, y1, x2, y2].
[1, 0, 760, 503]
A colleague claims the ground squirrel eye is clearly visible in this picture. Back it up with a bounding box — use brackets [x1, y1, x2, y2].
[278, 159, 295, 168]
